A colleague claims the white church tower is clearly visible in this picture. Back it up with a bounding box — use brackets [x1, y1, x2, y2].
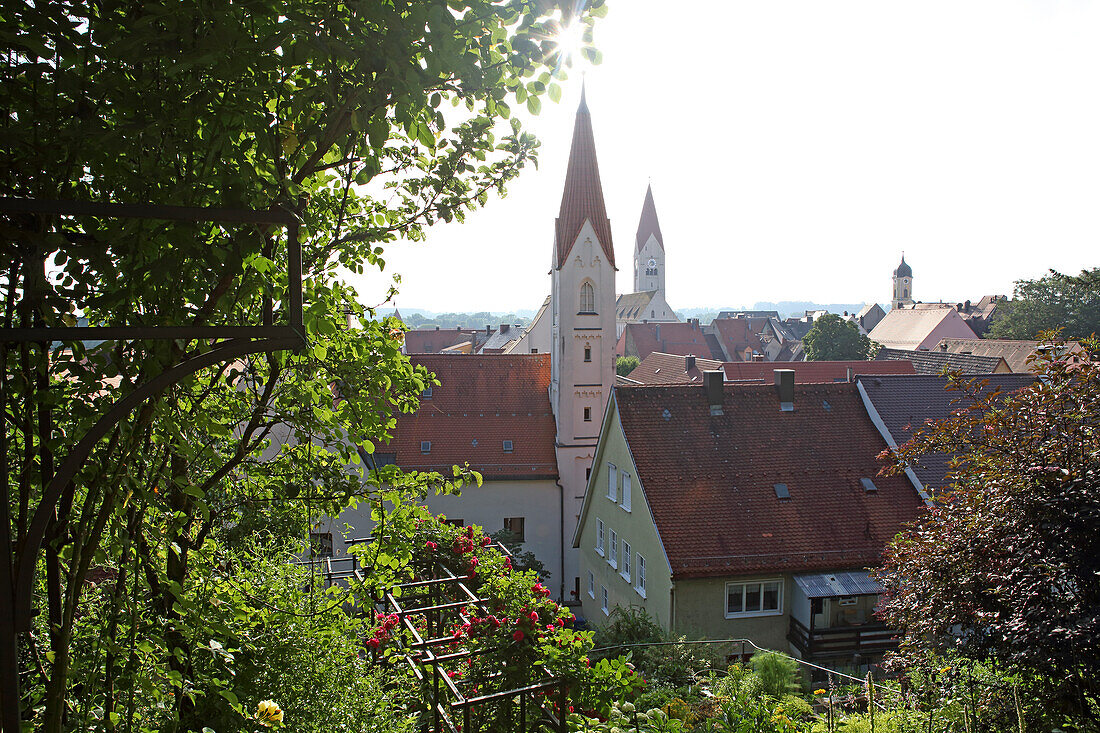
[892, 254, 914, 310]
[550, 89, 617, 595]
[633, 184, 665, 297]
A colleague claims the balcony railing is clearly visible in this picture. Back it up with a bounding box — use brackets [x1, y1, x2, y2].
[787, 616, 899, 660]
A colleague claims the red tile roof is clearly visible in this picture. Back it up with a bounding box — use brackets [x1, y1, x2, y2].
[723, 360, 915, 383]
[405, 328, 482, 354]
[624, 351, 725, 385]
[555, 90, 615, 269]
[615, 383, 925, 579]
[384, 354, 558, 480]
[622, 322, 723, 361]
[635, 183, 664, 252]
[710, 318, 766, 361]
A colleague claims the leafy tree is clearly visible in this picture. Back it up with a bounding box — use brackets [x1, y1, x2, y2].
[616, 355, 640, 376]
[801, 313, 875, 360]
[877, 338, 1100, 719]
[1, 0, 606, 730]
[989, 267, 1100, 340]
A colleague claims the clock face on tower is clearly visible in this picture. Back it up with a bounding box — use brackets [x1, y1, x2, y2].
[648, 259, 656, 269]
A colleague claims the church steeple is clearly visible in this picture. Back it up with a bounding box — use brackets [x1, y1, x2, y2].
[554, 91, 615, 270]
[632, 183, 666, 296]
[635, 183, 664, 253]
[892, 253, 914, 310]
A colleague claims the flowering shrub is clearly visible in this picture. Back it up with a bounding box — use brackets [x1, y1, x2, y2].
[350, 506, 642, 725]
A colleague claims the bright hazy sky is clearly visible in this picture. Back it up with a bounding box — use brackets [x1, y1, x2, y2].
[352, 0, 1100, 315]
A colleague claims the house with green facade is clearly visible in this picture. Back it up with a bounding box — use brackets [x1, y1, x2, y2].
[573, 370, 927, 664]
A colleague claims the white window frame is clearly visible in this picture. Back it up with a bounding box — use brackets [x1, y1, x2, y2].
[587, 571, 595, 599]
[724, 579, 783, 619]
[607, 464, 617, 502]
[620, 473, 631, 512]
[595, 518, 604, 556]
[620, 540, 631, 583]
[601, 586, 609, 615]
[608, 529, 618, 569]
[635, 554, 647, 598]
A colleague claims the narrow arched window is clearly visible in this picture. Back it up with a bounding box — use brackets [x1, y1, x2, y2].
[584, 344, 592, 362]
[580, 281, 595, 313]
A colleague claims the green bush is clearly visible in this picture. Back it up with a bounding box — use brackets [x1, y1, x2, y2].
[738, 672, 765, 701]
[752, 650, 802, 698]
[593, 607, 720, 687]
[778, 694, 814, 721]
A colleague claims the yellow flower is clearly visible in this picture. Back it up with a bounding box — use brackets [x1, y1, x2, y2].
[256, 699, 284, 726]
[939, 666, 952, 674]
[814, 689, 827, 696]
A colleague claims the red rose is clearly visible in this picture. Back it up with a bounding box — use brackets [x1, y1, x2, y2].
[513, 630, 525, 642]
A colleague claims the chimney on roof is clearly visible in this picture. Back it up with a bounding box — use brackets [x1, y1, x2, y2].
[655, 324, 661, 341]
[500, 323, 509, 333]
[685, 355, 696, 371]
[846, 367, 854, 382]
[435, 326, 440, 331]
[703, 370, 724, 415]
[486, 325, 491, 334]
[774, 369, 795, 412]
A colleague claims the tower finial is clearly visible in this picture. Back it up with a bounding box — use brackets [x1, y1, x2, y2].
[578, 77, 587, 112]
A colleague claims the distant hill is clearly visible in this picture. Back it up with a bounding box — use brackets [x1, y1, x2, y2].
[398, 310, 533, 330]
[679, 301, 872, 321]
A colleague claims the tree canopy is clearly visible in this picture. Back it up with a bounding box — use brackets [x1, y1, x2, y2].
[989, 267, 1100, 340]
[877, 339, 1100, 716]
[1, 1, 606, 730]
[801, 313, 874, 361]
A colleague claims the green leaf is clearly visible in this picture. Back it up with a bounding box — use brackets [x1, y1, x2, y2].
[526, 95, 541, 115]
[548, 83, 561, 104]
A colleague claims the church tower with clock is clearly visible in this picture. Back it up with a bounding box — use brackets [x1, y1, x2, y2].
[633, 184, 665, 299]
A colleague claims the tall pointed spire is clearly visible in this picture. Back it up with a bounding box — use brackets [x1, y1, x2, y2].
[634, 183, 664, 252]
[554, 89, 614, 269]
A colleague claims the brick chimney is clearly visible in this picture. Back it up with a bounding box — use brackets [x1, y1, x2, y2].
[685, 355, 696, 372]
[774, 369, 795, 412]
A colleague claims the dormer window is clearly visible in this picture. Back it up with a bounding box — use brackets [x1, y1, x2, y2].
[579, 281, 595, 313]
[502, 440, 514, 453]
[420, 441, 431, 454]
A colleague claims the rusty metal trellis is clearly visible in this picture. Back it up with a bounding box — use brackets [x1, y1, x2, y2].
[0, 197, 306, 733]
[370, 543, 568, 733]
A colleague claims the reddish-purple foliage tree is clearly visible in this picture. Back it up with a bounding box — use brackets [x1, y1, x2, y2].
[876, 336, 1100, 716]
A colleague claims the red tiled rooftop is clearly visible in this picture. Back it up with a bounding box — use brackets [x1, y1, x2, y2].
[615, 382, 925, 579]
[622, 322, 722, 361]
[384, 354, 558, 480]
[624, 351, 725, 385]
[722, 360, 915, 383]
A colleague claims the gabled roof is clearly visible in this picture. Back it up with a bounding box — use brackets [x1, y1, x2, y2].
[405, 328, 484, 354]
[867, 307, 977, 351]
[935, 337, 1086, 373]
[554, 91, 614, 269]
[876, 347, 1009, 375]
[709, 318, 766, 361]
[857, 373, 1034, 490]
[623, 351, 725, 385]
[383, 354, 558, 480]
[615, 291, 657, 320]
[614, 382, 925, 579]
[478, 324, 523, 353]
[635, 184, 663, 252]
[722, 360, 914, 383]
[622, 321, 723, 361]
